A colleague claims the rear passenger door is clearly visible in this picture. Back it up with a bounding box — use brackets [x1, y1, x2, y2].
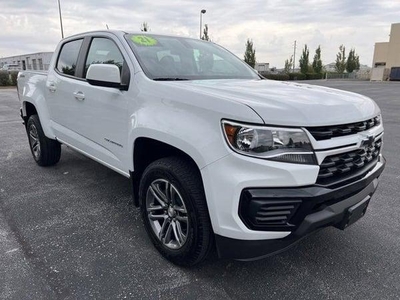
[47, 38, 84, 134]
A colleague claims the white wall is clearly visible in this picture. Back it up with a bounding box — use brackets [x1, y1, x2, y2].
[0, 52, 53, 71]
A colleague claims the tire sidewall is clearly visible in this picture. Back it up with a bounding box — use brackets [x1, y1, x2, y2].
[26, 116, 42, 163]
[140, 163, 201, 260]
[26, 115, 61, 167]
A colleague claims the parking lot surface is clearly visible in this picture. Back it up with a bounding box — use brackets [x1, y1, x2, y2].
[0, 81, 399, 299]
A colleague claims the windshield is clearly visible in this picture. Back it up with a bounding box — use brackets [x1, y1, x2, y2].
[125, 34, 259, 81]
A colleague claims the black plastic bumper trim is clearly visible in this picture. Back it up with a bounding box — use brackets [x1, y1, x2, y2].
[238, 156, 385, 231]
[216, 157, 385, 260]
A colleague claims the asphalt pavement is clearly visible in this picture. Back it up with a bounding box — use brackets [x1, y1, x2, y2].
[0, 81, 399, 299]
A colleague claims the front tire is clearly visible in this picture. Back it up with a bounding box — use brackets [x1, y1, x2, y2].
[139, 157, 213, 266]
[26, 115, 61, 166]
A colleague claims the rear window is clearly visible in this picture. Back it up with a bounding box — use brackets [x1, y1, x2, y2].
[56, 39, 83, 76]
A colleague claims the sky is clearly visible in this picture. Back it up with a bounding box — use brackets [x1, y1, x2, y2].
[0, 0, 399, 68]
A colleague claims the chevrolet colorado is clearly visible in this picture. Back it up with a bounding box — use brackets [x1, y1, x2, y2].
[17, 30, 385, 266]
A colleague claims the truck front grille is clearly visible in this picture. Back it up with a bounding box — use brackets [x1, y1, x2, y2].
[317, 137, 382, 186]
[307, 116, 380, 140]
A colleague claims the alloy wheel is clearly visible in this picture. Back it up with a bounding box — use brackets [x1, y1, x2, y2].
[145, 179, 189, 249]
[29, 124, 41, 159]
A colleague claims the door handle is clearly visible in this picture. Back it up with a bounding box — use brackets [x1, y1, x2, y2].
[48, 83, 57, 93]
[73, 91, 85, 101]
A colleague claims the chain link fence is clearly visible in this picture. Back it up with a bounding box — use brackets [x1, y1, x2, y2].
[326, 70, 371, 81]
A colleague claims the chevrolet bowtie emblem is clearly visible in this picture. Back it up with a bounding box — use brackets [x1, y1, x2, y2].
[361, 135, 374, 147]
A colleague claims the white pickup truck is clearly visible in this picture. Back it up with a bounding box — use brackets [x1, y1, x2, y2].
[17, 30, 385, 266]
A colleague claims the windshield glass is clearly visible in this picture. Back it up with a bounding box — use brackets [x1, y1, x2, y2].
[125, 34, 259, 80]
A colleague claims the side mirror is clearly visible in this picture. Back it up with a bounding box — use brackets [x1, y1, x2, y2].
[86, 64, 127, 90]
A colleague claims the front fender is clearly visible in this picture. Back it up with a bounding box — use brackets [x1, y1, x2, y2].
[126, 75, 264, 172]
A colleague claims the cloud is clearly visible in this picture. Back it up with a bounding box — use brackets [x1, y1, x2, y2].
[0, 0, 399, 67]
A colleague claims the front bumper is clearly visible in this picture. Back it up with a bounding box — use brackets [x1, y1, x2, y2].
[215, 155, 385, 260]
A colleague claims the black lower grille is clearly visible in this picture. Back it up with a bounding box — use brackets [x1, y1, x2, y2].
[317, 138, 382, 185]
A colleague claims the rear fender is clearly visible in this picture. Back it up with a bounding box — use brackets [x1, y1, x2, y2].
[22, 100, 55, 139]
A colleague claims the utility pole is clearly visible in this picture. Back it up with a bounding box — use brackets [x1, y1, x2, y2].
[293, 40, 296, 72]
[57, 0, 64, 39]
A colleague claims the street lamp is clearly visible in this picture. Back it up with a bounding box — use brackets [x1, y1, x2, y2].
[199, 9, 206, 39]
[57, 0, 64, 39]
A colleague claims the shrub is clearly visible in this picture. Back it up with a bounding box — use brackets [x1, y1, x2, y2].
[0, 71, 10, 86]
[305, 73, 324, 80]
[288, 72, 306, 80]
[9, 71, 18, 86]
[263, 73, 290, 81]
[259, 71, 270, 77]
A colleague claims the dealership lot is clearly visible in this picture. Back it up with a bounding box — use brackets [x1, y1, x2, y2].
[0, 81, 399, 299]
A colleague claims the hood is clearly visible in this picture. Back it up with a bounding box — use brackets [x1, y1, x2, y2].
[173, 79, 380, 127]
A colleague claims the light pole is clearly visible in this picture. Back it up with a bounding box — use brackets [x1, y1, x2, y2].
[57, 0, 64, 39]
[293, 40, 296, 72]
[199, 9, 206, 39]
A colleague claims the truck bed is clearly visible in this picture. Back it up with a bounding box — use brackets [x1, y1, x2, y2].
[17, 70, 48, 100]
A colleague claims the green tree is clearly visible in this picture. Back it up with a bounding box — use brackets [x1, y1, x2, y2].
[244, 39, 256, 68]
[201, 24, 210, 41]
[284, 56, 293, 74]
[312, 46, 323, 74]
[346, 48, 360, 73]
[299, 45, 309, 74]
[355, 54, 360, 71]
[141, 22, 149, 32]
[335, 45, 346, 73]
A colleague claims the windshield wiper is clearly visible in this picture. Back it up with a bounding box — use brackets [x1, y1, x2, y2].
[153, 77, 190, 81]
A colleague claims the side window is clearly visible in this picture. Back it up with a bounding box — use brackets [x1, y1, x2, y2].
[85, 38, 124, 77]
[56, 39, 83, 76]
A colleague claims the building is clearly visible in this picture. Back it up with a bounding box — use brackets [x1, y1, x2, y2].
[0, 52, 53, 71]
[324, 62, 336, 72]
[371, 23, 400, 81]
[255, 62, 270, 73]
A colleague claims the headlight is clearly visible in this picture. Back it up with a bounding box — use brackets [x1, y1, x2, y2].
[222, 120, 316, 164]
[375, 114, 382, 126]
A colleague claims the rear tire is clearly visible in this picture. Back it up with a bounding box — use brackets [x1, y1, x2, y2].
[26, 115, 61, 166]
[139, 157, 213, 266]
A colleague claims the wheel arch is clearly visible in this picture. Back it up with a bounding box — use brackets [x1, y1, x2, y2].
[21, 99, 55, 139]
[132, 137, 206, 207]
[22, 101, 38, 122]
